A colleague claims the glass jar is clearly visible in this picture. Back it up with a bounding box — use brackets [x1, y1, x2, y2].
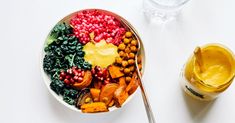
[143, 0, 190, 22]
[181, 44, 235, 101]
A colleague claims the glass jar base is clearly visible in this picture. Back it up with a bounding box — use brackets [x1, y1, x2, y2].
[180, 67, 219, 101]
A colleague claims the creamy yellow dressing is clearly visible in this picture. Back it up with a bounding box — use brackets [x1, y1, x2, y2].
[83, 40, 119, 68]
[195, 47, 232, 87]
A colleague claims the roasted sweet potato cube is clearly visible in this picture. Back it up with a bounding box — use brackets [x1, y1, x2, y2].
[118, 77, 127, 87]
[90, 88, 101, 102]
[126, 72, 139, 95]
[81, 102, 108, 113]
[72, 71, 92, 89]
[99, 83, 118, 105]
[108, 99, 115, 107]
[114, 86, 129, 107]
[108, 65, 124, 79]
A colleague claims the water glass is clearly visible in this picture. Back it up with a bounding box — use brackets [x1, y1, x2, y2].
[143, 0, 190, 22]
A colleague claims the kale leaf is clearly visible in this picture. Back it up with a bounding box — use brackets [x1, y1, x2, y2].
[50, 78, 79, 105]
[50, 78, 65, 95]
[62, 88, 79, 105]
[43, 23, 91, 78]
[46, 22, 73, 45]
[43, 22, 92, 106]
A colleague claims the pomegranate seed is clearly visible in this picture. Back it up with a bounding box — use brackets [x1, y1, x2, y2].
[73, 75, 79, 81]
[77, 72, 82, 76]
[64, 79, 70, 84]
[66, 75, 71, 79]
[97, 71, 103, 77]
[60, 71, 66, 78]
[72, 69, 78, 75]
[72, 66, 77, 70]
[70, 10, 126, 45]
[59, 76, 63, 80]
[78, 77, 83, 82]
[77, 69, 82, 72]
[70, 78, 75, 84]
[67, 69, 72, 74]
[91, 68, 95, 74]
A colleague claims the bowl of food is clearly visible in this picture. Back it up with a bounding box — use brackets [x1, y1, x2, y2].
[40, 9, 145, 113]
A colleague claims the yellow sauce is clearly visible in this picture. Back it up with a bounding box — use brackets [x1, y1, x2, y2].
[195, 48, 232, 87]
[83, 40, 119, 68]
[183, 44, 235, 100]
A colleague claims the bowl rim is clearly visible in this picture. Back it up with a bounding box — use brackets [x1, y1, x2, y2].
[40, 8, 146, 114]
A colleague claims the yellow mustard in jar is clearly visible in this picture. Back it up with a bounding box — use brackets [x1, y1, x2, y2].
[182, 44, 235, 101]
[83, 40, 119, 68]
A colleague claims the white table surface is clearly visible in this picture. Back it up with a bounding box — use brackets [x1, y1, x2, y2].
[1, 0, 235, 123]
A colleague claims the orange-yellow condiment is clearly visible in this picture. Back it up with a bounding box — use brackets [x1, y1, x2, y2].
[83, 40, 119, 68]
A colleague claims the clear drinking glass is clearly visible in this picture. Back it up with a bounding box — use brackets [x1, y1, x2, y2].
[143, 0, 190, 22]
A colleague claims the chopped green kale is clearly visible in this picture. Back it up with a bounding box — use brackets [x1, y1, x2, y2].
[43, 22, 92, 105]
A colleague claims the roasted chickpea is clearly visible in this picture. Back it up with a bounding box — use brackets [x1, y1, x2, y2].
[137, 56, 142, 63]
[126, 76, 132, 82]
[123, 38, 130, 44]
[120, 67, 124, 72]
[115, 57, 123, 64]
[128, 59, 135, 65]
[125, 31, 132, 38]
[130, 46, 137, 52]
[85, 97, 92, 103]
[124, 68, 131, 74]
[121, 53, 128, 60]
[128, 52, 135, 59]
[124, 47, 131, 53]
[131, 40, 137, 46]
[138, 64, 142, 70]
[129, 66, 135, 72]
[122, 61, 128, 67]
[118, 43, 126, 50]
[119, 51, 125, 57]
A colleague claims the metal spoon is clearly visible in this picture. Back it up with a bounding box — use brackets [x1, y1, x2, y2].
[135, 41, 156, 123]
[119, 18, 156, 123]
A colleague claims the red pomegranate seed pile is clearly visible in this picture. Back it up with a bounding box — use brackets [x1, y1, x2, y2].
[70, 10, 126, 45]
[91, 66, 111, 84]
[60, 66, 85, 85]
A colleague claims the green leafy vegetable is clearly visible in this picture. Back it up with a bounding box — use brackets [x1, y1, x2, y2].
[62, 88, 79, 105]
[50, 78, 65, 95]
[46, 22, 73, 45]
[43, 23, 91, 78]
[50, 78, 78, 105]
[43, 22, 92, 105]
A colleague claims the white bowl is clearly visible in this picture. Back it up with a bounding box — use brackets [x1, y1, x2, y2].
[40, 9, 145, 113]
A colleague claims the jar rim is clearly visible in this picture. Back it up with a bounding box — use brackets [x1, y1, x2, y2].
[192, 43, 235, 90]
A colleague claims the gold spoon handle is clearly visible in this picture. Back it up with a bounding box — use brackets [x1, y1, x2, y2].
[119, 18, 156, 123]
[135, 55, 156, 123]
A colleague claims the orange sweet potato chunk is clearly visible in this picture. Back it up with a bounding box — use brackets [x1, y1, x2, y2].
[108, 65, 124, 79]
[126, 72, 139, 95]
[114, 86, 129, 107]
[99, 83, 118, 105]
[81, 102, 108, 113]
[90, 88, 101, 102]
[72, 71, 92, 89]
[118, 77, 127, 87]
[108, 99, 115, 107]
